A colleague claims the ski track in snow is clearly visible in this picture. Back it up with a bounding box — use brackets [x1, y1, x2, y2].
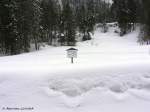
[0, 26, 150, 112]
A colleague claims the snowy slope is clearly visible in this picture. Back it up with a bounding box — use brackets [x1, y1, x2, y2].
[0, 27, 150, 112]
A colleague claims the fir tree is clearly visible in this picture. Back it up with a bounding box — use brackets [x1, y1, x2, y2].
[41, 0, 59, 45]
[0, 0, 18, 55]
[139, 0, 150, 44]
[112, 0, 137, 36]
[62, 2, 76, 46]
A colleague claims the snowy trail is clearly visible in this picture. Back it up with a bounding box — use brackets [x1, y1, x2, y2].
[0, 27, 150, 112]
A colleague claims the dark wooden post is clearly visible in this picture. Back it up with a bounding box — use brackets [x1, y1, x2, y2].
[71, 57, 73, 64]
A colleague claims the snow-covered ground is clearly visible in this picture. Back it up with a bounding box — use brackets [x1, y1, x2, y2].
[0, 27, 150, 112]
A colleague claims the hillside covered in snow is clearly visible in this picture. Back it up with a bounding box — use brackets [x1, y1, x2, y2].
[0, 26, 150, 112]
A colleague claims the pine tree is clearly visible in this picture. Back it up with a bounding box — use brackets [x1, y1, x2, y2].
[76, 1, 95, 41]
[15, 0, 41, 52]
[0, 0, 19, 55]
[58, 12, 66, 45]
[31, 0, 41, 50]
[127, 0, 137, 31]
[41, 0, 59, 45]
[112, 0, 137, 36]
[76, 5, 87, 40]
[62, 2, 76, 46]
[86, 0, 95, 34]
[143, 0, 150, 37]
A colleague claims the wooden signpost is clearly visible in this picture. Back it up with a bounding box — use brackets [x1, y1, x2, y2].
[66, 48, 78, 64]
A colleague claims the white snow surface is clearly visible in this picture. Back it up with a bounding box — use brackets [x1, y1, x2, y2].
[0, 27, 150, 112]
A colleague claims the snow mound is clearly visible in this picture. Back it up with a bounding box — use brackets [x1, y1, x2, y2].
[48, 72, 150, 97]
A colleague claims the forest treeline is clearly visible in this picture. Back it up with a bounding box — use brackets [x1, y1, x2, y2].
[0, 0, 149, 55]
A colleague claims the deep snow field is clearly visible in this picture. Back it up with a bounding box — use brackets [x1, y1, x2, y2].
[0, 26, 150, 112]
